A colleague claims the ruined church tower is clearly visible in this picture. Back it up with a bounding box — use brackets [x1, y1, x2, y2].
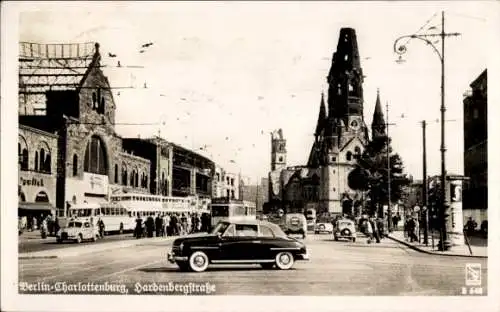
[309, 28, 369, 215]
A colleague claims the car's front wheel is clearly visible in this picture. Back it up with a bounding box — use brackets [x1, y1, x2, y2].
[188, 251, 209, 272]
[76, 234, 82, 244]
[275, 252, 294, 270]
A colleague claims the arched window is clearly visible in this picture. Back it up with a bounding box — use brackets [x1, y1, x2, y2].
[114, 164, 118, 183]
[73, 154, 78, 176]
[44, 154, 51, 173]
[354, 146, 361, 160]
[92, 92, 97, 108]
[34, 151, 39, 171]
[122, 164, 128, 185]
[39, 148, 45, 172]
[130, 171, 134, 187]
[84, 135, 107, 175]
[346, 151, 352, 161]
[21, 149, 29, 170]
[135, 170, 139, 187]
[35, 191, 49, 202]
[19, 136, 29, 171]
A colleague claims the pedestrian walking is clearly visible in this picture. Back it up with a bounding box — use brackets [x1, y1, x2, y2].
[163, 214, 170, 236]
[97, 218, 105, 238]
[155, 214, 162, 237]
[146, 215, 155, 237]
[135, 215, 143, 239]
[365, 219, 373, 243]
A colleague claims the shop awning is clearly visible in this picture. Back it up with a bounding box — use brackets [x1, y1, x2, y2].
[18, 202, 54, 211]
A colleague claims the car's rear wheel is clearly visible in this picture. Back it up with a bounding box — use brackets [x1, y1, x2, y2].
[275, 252, 294, 270]
[260, 263, 274, 270]
[56, 238, 62, 243]
[189, 251, 209, 272]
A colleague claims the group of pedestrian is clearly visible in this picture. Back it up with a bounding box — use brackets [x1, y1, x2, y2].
[359, 215, 386, 244]
[18, 214, 61, 238]
[404, 215, 420, 243]
[134, 212, 211, 239]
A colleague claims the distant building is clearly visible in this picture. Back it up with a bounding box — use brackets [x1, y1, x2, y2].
[463, 69, 487, 224]
[212, 165, 239, 200]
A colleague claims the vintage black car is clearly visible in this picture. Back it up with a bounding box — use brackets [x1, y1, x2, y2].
[167, 220, 309, 272]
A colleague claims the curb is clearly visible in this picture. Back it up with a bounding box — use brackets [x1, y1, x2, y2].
[19, 236, 176, 259]
[387, 234, 487, 259]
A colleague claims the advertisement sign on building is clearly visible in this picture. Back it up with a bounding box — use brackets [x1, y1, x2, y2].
[83, 172, 109, 195]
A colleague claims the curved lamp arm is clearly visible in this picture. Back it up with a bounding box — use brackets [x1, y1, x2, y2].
[393, 34, 442, 62]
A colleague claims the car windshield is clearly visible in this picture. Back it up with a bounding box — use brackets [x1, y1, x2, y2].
[68, 222, 82, 228]
[339, 221, 352, 227]
[210, 222, 230, 235]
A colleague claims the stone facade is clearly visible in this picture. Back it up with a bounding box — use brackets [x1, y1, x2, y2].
[18, 125, 58, 208]
[463, 69, 487, 224]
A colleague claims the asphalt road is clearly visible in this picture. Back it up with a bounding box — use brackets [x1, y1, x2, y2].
[18, 233, 137, 253]
[18, 233, 488, 296]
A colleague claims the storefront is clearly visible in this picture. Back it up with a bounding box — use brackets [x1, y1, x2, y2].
[18, 171, 56, 230]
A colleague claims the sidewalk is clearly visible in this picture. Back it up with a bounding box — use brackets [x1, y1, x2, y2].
[19, 236, 176, 259]
[387, 231, 487, 258]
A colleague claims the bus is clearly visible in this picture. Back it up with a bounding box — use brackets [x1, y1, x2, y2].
[62, 202, 134, 234]
[110, 193, 205, 218]
[210, 198, 257, 227]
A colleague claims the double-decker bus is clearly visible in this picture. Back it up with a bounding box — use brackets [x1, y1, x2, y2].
[109, 193, 203, 217]
[210, 198, 257, 227]
[62, 202, 134, 234]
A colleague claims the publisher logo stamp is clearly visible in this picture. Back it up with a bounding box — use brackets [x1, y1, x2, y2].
[465, 263, 481, 286]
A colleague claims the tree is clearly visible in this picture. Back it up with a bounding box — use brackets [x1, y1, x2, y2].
[348, 135, 412, 217]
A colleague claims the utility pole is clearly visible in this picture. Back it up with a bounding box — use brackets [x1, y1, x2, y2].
[386, 102, 392, 232]
[422, 120, 429, 245]
[393, 10, 460, 251]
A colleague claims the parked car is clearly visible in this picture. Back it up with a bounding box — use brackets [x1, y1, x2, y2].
[333, 218, 357, 242]
[283, 213, 307, 239]
[314, 221, 334, 234]
[167, 220, 309, 272]
[56, 220, 99, 243]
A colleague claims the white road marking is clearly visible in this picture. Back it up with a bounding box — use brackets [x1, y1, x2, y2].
[95, 259, 164, 280]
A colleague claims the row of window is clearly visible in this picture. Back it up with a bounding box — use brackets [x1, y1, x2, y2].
[214, 173, 235, 186]
[18, 145, 52, 173]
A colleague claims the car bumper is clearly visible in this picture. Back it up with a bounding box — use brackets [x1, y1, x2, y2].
[167, 253, 188, 263]
[285, 229, 305, 234]
[295, 253, 310, 261]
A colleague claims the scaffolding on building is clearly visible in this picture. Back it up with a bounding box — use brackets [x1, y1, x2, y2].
[18, 42, 99, 115]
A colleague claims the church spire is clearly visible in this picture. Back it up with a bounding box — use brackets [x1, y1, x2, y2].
[315, 92, 327, 137]
[371, 88, 386, 138]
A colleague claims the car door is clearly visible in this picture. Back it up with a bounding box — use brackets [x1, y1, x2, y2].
[83, 222, 92, 239]
[219, 224, 259, 261]
[257, 224, 278, 260]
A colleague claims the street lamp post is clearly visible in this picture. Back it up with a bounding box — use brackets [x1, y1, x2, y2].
[393, 11, 460, 251]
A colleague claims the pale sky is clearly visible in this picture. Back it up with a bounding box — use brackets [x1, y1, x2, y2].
[13, 1, 498, 184]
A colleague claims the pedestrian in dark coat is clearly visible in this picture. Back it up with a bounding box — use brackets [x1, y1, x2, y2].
[135, 216, 143, 239]
[155, 215, 162, 237]
[146, 216, 155, 237]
